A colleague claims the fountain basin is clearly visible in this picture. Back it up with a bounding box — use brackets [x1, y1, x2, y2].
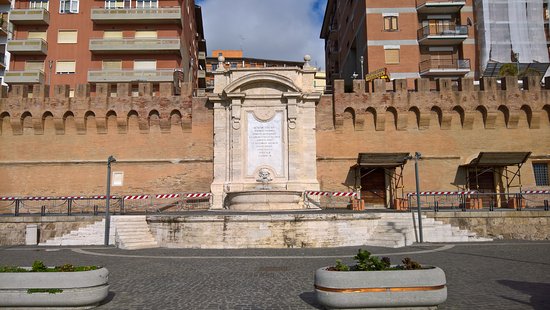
[224, 191, 304, 211]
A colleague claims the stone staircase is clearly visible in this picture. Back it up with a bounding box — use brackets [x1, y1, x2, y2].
[40, 215, 158, 250]
[365, 213, 492, 248]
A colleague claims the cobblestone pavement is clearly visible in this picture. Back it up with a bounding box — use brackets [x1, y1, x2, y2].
[1, 241, 549, 309]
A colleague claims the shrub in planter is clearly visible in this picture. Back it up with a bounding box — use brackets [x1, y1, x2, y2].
[0, 260, 109, 309]
[315, 249, 447, 309]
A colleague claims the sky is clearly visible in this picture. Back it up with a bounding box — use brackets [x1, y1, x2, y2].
[196, 0, 328, 69]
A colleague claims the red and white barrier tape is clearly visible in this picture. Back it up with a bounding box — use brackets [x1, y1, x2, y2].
[124, 195, 150, 200]
[186, 193, 212, 198]
[522, 190, 550, 194]
[305, 191, 331, 196]
[92, 195, 118, 199]
[155, 194, 180, 199]
[25, 196, 52, 201]
[60, 196, 86, 200]
[0, 197, 18, 201]
[407, 191, 477, 197]
[332, 192, 357, 197]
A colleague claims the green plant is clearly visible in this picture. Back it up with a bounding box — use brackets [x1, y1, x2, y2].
[330, 249, 422, 271]
[0, 266, 27, 272]
[499, 63, 519, 77]
[31, 260, 48, 272]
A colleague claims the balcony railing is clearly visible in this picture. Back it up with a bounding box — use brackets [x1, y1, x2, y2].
[89, 38, 180, 54]
[4, 70, 45, 84]
[7, 39, 48, 55]
[418, 24, 468, 39]
[87, 69, 175, 83]
[419, 58, 470, 74]
[9, 9, 50, 25]
[91, 7, 181, 24]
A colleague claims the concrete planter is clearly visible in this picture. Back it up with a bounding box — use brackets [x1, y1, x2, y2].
[0, 267, 109, 309]
[315, 266, 447, 309]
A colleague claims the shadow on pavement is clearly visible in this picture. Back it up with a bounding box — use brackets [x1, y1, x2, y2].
[99, 291, 116, 307]
[498, 280, 550, 309]
[299, 291, 323, 309]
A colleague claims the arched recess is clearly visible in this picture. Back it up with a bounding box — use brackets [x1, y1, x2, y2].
[385, 107, 398, 131]
[543, 105, 550, 127]
[451, 106, 465, 129]
[149, 110, 161, 133]
[85, 111, 96, 134]
[64, 111, 76, 135]
[342, 107, 355, 132]
[170, 109, 182, 129]
[474, 106, 488, 129]
[407, 107, 420, 130]
[496, 105, 510, 128]
[365, 107, 376, 131]
[0, 112, 10, 135]
[430, 106, 443, 129]
[42, 111, 55, 134]
[106, 110, 117, 134]
[127, 110, 140, 133]
[519, 105, 532, 129]
[21, 112, 33, 135]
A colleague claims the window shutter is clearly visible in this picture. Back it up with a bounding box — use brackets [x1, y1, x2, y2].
[56, 61, 76, 73]
[134, 60, 156, 70]
[135, 30, 157, 38]
[385, 49, 400, 64]
[103, 31, 123, 39]
[103, 60, 122, 70]
[28, 31, 47, 40]
[58, 30, 77, 43]
[24, 61, 44, 71]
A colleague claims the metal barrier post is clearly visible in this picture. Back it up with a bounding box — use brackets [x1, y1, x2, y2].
[489, 199, 494, 211]
[434, 201, 439, 212]
[517, 194, 522, 211]
[15, 200, 20, 216]
[544, 200, 549, 211]
[41, 205, 46, 216]
[93, 205, 98, 216]
[67, 199, 72, 216]
[461, 194, 466, 211]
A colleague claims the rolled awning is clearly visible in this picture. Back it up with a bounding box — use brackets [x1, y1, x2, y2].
[462, 152, 531, 167]
[352, 153, 410, 168]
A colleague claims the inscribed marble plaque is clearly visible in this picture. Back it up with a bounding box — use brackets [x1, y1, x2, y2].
[247, 111, 283, 176]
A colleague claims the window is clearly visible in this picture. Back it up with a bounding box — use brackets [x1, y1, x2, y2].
[56, 60, 76, 74]
[105, 0, 130, 9]
[384, 46, 400, 64]
[102, 60, 122, 70]
[134, 60, 156, 70]
[30, 0, 49, 10]
[230, 62, 237, 69]
[59, 0, 79, 13]
[533, 163, 549, 186]
[136, 0, 158, 8]
[24, 61, 45, 71]
[103, 31, 123, 39]
[211, 63, 217, 71]
[384, 16, 398, 31]
[27, 31, 47, 41]
[135, 30, 157, 38]
[57, 30, 77, 43]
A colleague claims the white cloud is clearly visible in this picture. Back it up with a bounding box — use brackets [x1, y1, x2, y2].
[197, 0, 326, 69]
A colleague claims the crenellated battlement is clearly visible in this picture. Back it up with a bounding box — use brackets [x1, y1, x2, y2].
[329, 76, 550, 131]
[0, 82, 212, 136]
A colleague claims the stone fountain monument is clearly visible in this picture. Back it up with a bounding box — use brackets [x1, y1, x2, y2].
[208, 55, 322, 210]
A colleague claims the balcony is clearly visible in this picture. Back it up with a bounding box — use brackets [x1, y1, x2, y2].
[91, 7, 181, 24]
[89, 38, 180, 54]
[416, 0, 465, 14]
[197, 70, 206, 79]
[198, 51, 206, 60]
[419, 58, 470, 76]
[7, 39, 48, 55]
[4, 70, 45, 84]
[87, 69, 175, 83]
[9, 9, 50, 25]
[417, 24, 468, 45]
[0, 54, 5, 69]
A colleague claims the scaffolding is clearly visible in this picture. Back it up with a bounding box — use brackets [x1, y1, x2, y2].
[475, 0, 549, 75]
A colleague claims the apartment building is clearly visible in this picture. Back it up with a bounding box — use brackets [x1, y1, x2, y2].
[321, 0, 476, 89]
[0, 1, 11, 85]
[5, 0, 206, 94]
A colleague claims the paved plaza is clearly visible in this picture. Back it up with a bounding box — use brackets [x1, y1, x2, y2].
[1, 241, 549, 309]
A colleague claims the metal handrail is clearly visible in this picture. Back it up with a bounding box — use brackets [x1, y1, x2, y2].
[419, 58, 470, 72]
[417, 24, 468, 40]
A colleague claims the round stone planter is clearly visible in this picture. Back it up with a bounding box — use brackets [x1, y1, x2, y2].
[314, 266, 447, 309]
[0, 267, 109, 309]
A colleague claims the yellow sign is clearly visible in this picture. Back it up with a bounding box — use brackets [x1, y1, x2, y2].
[365, 68, 390, 82]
